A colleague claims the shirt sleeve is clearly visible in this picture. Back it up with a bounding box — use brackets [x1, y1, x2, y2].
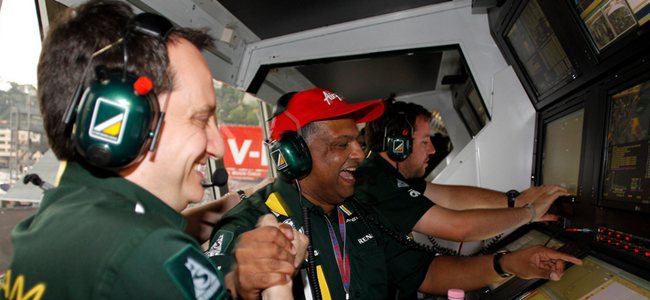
[376, 209, 436, 296]
[108, 228, 228, 300]
[206, 198, 263, 274]
[356, 176, 434, 235]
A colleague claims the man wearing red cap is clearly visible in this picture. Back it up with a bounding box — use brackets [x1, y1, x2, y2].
[207, 88, 581, 299]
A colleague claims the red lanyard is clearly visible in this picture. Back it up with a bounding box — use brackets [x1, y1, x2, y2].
[325, 207, 350, 298]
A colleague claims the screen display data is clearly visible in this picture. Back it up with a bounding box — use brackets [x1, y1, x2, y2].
[603, 78, 650, 207]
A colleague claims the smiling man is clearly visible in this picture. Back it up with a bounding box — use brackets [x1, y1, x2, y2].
[207, 88, 581, 299]
[4, 1, 295, 299]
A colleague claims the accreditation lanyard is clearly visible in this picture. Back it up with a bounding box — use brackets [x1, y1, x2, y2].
[325, 207, 351, 299]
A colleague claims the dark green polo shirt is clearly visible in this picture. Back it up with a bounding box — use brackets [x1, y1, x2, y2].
[3, 162, 225, 300]
[207, 179, 434, 300]
[354, 152, 433, 235]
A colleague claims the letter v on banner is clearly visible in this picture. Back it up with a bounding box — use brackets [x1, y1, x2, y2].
[219, 125, 269, 181]
[227, 139, 252, 165]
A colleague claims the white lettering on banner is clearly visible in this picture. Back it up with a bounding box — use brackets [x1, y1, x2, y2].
[228, 139, 252, 165]
[227, 139, 269, 167]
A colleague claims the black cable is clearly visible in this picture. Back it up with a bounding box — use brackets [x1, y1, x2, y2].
[348, 200, 449, 255]
[544, 229, 565, 247]
[296, 180, 322, 300]
[425, 235, 460, 256]
[477, 233, 504, 255]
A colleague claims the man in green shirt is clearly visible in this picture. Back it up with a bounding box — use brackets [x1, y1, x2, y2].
[3, 1, 295, 299]
[357, 100, 568, 242]
[208, 88, 582, 298]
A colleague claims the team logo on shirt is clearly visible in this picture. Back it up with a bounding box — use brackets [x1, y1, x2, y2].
[206, 230, 233, 257]
[185, 257, 221, 300]
[165, 246, 223, 300]
[0, 270, 46, 300]
[396, 179, 410, 188]
[357, 233, 374, 244]
[89, 97, 129, 144]
[408, 189, 421, 198]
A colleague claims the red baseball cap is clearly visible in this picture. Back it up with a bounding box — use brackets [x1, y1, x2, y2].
[270, 88, 385, 140]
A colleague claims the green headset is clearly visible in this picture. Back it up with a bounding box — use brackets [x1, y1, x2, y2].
[269, 92, 313, 180]
[62, 13, 174, 169]
[383, 108, 413, 162]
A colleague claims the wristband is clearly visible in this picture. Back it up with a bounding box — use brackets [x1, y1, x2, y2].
[236, 190, 247, 201]
[493, 250, 513, 278]
[524, 203, 536, 223]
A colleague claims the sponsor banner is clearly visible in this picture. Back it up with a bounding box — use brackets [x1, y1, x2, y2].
[219, 125, 268, 181]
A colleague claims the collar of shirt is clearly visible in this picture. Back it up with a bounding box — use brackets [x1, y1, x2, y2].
[363, 151, 408, 181]
[267, 178, 357, 226]
[54, 161, 186, 229]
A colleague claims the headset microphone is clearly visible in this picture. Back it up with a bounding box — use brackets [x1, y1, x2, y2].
[201, 168, 229, 188]
[23, 173, 54, 191]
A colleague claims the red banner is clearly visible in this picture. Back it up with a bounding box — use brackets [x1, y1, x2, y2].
[219, 125, 268, 181]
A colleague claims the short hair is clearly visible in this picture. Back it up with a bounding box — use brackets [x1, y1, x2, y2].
[300, 122, 319, 144]
[365, 101, 431, 153]
[38, 0, 214, 161]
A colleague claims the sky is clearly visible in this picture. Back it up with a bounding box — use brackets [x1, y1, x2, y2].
[0, 0, 42, 89]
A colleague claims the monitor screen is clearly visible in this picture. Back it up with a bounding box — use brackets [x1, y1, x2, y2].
[602, 78, 650, 209]
[573, 0, 648, 52]
[506, 0, 577, 96]
[521, 255, 650, 299]
[542, 109, 585, 194]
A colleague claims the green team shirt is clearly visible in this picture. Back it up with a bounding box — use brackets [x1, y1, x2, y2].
[354, 151, 433, 235]
[2, 162, 226, 300]
[207, 179, 434, 300]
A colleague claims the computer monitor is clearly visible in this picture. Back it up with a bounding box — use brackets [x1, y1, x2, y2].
[521, 255, 650, 299]
[601, 77, 650, 213]
[505, 0, 577, 96]
[572, 0, 646, 52]
[541, 109, 584, 194]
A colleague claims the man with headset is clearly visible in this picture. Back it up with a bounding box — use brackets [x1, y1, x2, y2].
[356, 101, 568, 244]
[207, 88, 581, 299]
[4, 1, 295, 299]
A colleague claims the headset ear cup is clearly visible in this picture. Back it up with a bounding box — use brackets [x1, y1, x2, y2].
[270, 131, 312, 180]
[383, 112, 413, 162]
[386, 135, 412, 162]
[73, 72, 158, 168]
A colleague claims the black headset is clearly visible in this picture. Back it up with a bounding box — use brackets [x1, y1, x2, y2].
[62, 13, 174, 169]
[383, 110, 413, 162]
[268, 92, 313, 180]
